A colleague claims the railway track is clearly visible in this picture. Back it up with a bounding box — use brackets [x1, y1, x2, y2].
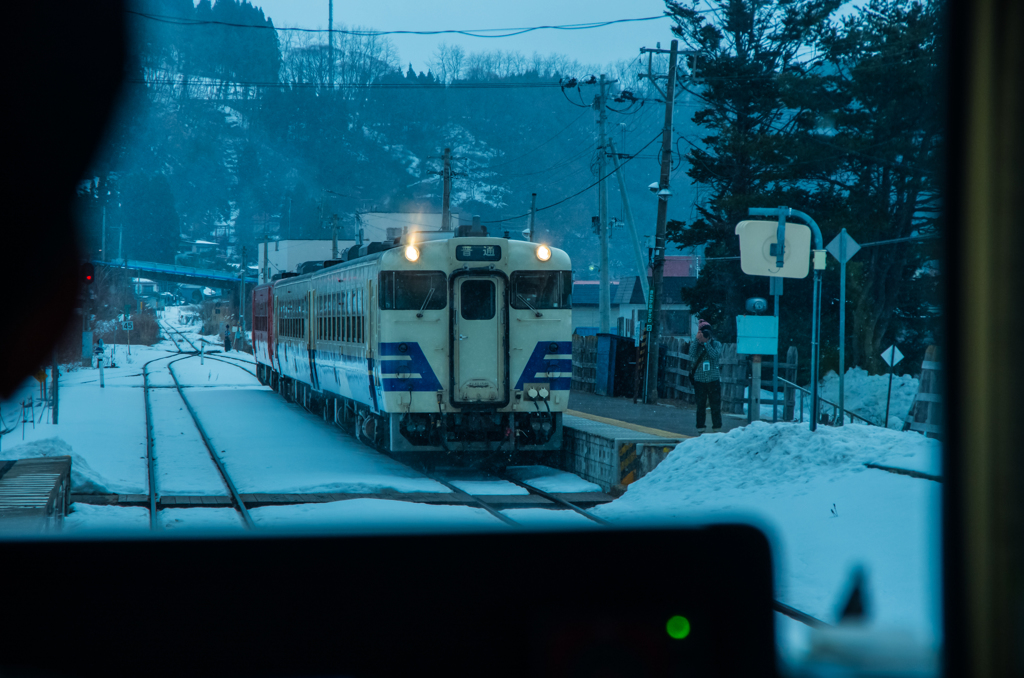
[153, 313, 828, 627]
[139, 319, 262, 530]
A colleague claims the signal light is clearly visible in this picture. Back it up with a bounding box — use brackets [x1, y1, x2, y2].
[81, 262, 95, 285]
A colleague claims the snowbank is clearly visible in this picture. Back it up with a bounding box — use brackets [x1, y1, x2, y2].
[1, 437, 115, 494]
[819, 367, 919, 429]
[593, 422, 942, 649]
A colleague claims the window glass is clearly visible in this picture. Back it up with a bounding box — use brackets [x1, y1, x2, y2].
[511, 271, 572, 310]
[379, 271, 447, 310]
[460, 279, 495, 320]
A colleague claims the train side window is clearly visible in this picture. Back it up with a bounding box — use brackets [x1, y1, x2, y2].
[510, 271, 572, 310]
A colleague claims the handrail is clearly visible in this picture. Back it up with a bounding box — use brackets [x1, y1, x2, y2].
[776, 377, 876, 426]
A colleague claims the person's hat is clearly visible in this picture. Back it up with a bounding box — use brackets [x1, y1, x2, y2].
[698, 319, 711, 329]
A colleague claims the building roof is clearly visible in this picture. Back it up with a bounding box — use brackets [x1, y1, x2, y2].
[572, 280, 618, 306]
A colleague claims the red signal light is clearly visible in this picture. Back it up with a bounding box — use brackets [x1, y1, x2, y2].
[82, 262, 95, 285]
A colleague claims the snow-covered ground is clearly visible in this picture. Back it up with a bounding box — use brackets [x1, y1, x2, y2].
[819, 367, 919, 429]
[593, 421, 942, 666]
[744, 367, 920, 428]
[0, 307, 941, 669]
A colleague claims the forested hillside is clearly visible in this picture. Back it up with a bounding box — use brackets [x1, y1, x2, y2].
[75, 0, 695, 282]
[73, 0, 942, 376]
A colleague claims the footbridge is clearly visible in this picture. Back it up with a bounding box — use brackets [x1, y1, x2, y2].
[92, 259, 258, 289]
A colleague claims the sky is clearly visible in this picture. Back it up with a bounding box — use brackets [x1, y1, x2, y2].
[248, 0, 679, 74]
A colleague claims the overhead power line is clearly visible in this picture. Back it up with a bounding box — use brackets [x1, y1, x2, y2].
[126, 10, 668, 38]
[482, 131, 661, 225]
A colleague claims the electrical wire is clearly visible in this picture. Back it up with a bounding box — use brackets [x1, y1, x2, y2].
[127, 10, 668, 38]
[482, 131, 661, 224]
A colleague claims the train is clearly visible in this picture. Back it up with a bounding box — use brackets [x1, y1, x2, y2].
[252, 222, 572, 468]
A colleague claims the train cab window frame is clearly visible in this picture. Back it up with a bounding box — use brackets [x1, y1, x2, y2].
[378, 271, 448, 311]
[510, 271, 572, 310]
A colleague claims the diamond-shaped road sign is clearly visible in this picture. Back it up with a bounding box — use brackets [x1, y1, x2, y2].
[880, 345, 904, 367]
[826, 230, 861, 264]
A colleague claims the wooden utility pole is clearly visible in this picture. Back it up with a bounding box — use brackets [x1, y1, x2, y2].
[641, 39, 679, 404]
[597, 74, 611, 334]
[442, 147, 452, 230]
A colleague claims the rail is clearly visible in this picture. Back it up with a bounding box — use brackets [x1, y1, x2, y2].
[776, 377, 876, 426]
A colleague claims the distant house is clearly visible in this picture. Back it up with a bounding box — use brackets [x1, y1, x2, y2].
[132, 277, 159, 296]
[572, 256, 700, 338]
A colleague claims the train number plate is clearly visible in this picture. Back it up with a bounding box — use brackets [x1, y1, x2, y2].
[455, 245, 501, 261]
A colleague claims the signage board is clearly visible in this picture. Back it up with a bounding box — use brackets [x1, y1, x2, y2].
[880, 345, 904, 367]
[122, 321, 134, 331]
[734, 220, 811, 278]
[736, 315, 779, 355]
[826, 231, 861, 264]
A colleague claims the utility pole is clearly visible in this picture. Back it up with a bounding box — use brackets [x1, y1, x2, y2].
[442, 147, 452, 230]
[640, 39, 679, 404]
[238, 245, 246, 350]
[263, 229, 269, 284]
[328, 0, 334, 88]
[527, 192, 537, 242]
[331, 214, 339, 258]
[100, 205, 106, 262]
[607, 140, 649, 301]
[597, 74, 611, 334]
[51, 349, 58, 425]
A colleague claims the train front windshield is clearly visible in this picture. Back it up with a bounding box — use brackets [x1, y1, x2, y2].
[511, 271, 572, 310]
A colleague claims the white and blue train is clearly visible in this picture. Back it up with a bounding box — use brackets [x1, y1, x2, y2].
[252, 224, 572, 466]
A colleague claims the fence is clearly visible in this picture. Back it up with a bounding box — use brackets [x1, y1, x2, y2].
[571, 334, 598, 393]
[571, 334, 806, 420]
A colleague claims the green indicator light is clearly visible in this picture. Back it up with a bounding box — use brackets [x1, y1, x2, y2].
[666, 615, 691, 640]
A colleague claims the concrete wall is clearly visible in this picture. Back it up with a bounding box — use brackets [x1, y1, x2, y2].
[559, 414, 681, 494]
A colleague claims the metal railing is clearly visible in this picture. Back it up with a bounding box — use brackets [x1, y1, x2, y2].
[776, 377, 878, 427]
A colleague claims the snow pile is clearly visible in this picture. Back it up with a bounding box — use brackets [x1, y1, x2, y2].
[594, 422, 942, 651]
[1, 437, 115, 494]
[596, 423, 939, 518]
[819, 367, 919, 429]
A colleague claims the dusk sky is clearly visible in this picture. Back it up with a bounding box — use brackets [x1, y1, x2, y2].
[248, 0, 678, 73]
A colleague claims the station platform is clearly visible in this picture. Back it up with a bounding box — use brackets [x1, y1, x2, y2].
[558, 391, 751, 494]
[566, 390, 749, 438]
[0, 456, 72, 532]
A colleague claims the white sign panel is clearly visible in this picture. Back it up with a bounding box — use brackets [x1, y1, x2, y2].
[734, 220, 812, 279]
[880, 345, 904, 367]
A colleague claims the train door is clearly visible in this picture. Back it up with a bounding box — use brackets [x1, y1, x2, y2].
[307, 288, 320, 391]
[452, 276, 507, 405]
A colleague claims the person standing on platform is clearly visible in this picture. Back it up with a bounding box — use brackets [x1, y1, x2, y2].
[224, 327, 232, 352]
[689, 320, 723, 434]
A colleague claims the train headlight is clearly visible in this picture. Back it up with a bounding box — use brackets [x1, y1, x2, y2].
[404, 245, 420, 262]
[536, 245, 551, 262]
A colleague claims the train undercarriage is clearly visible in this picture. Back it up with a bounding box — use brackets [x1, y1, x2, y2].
[257, 364, 560, 469]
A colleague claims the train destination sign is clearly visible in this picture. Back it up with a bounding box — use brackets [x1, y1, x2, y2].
[455, 245, 501, 261]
